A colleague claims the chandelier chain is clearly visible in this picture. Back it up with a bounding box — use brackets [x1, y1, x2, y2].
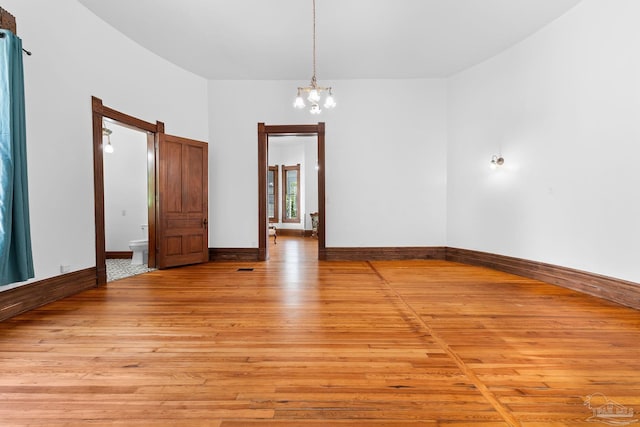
[312, 0, 317, 86]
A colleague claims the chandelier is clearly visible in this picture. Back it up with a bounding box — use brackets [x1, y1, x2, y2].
[293, 0, 336, 114]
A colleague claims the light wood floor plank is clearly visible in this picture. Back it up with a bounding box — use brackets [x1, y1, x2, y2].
[0, 237, 638, 426]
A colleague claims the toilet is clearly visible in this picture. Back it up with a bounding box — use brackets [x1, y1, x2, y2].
[129, 225, 148, 265]
[128, 239, 148, 265]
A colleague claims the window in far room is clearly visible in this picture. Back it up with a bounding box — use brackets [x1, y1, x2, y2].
[268, 165, 279, 223]
[282, 164, 300, 223]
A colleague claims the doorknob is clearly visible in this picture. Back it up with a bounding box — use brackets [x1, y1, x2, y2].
[203, 218, 208, 229]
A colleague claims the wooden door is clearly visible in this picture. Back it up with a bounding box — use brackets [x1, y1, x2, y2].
[157, 134, 209, 269]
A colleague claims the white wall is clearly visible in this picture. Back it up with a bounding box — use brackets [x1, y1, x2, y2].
[2, 0, 208, 288]
[447, 0, 640, 282]
[208, 79, 448, 248]
[103, 123, 148, 251]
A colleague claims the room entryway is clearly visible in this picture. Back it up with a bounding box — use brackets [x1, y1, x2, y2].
[257, 123, 326, 261]
[92, 97, 209, 285]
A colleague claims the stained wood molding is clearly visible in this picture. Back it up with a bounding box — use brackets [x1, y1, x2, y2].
[446, 247, 640, 310]
[324, 246, 447, 261]
[106, 251, 133, 259]
[0, 7, 17, 34]
[276, 229, 309, 237]
[209, 248, 261, 262]
[0, 268, 96, 322]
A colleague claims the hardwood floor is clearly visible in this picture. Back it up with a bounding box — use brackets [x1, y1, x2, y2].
[1, 236, 639, 426]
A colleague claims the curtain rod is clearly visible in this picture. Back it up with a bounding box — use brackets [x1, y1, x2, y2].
[0, 32, 31, 55]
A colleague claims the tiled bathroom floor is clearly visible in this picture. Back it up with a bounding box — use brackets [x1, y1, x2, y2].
[106, 259, 154, 282]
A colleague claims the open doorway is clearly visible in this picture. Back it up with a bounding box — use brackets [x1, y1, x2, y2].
[268, 135, 318, 260]
[257, 123, 326, 261]
[92, 96, 163, 286]
[93, 97, 209, 285]
[102, 120, 153, 281]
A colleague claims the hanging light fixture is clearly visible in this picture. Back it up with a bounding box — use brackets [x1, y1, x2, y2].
[293, 0, 336, 114]
[489, 154, 504, 169]
[102, 123, 114, 153]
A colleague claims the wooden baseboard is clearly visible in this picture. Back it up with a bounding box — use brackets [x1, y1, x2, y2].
[446, 247, 640, 310]
[324, 246, 447, 261]
[106, 251, 133, 259]
[275, 229, 309, 237]
[209, 248, 261, 262]
[0, 268, 97, 322]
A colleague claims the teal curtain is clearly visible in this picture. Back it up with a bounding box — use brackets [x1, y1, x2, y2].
[0, 30, 34, 286]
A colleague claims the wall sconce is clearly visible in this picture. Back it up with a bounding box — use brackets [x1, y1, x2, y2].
[102, 124, 114, 153]
[489, 154, 504, 170]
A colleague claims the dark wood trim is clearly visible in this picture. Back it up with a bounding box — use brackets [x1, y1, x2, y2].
[276, 228, 307, 237]
[209, 248, 260, 262]
[148, 121, 164, 269]
[92, 97, 107, 285]
[102, 106, 157, 134]
[264, 124, 320, 135]
[0, 268, 97, 322]
[258, 123, 326, 261]
[0, 7, 17, 34]
[257, 123, 268, 259]
[324, 247, 447, 261]
[268, 165, 279, 223]
[317, 123, 326, 259]
[446, 247, 640, 310]
[92, 96, 161, 285]
[106, 251, 133, 259]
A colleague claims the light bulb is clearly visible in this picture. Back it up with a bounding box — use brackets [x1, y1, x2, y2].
[324, 95, 336, 109]
[308, 89, 320, 102]
[293, 96, 305, 109]
[104, 142, 114, 154]
[489, 155, 504, 169]
[310, 103, 321, 114]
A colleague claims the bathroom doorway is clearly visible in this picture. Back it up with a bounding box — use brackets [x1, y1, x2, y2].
[92, 96, 163, 285]
[102, 120, 153, 282]
[92, 96, 210, 285]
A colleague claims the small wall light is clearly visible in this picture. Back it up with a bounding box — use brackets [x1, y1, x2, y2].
[103, 124, 114, 154]
[489, 154, 504, 170]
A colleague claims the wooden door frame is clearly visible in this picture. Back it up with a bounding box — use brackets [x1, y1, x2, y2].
[258, 123, 326, 261]
[92, 96, 164, 285]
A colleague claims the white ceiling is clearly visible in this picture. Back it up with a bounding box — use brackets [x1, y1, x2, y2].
[78, 0, 582, 80]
